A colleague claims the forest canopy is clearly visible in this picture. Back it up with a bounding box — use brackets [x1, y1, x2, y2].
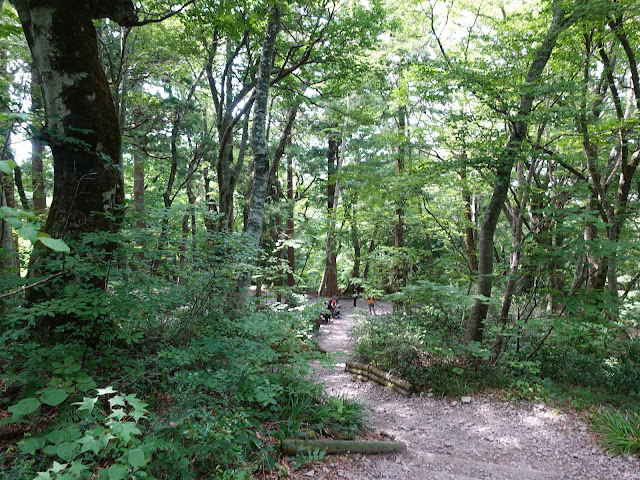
[1, 0, 640, 478]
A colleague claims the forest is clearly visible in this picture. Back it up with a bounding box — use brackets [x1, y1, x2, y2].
[1, 0, 640, 478]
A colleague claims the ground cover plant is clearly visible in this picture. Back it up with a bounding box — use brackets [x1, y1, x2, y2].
[0, 233, 365, 479]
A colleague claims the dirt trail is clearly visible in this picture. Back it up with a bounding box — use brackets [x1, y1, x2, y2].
[297, 299, 640, 480]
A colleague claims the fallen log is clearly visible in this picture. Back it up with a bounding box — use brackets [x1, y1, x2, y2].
[281, 438, 407, 455]
[346, 366, 411, 397]
[345, 361, 414, 396]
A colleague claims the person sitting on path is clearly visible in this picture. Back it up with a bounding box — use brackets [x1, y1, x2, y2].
[329, 295, 341, 318]
[366, 295, 376, 315]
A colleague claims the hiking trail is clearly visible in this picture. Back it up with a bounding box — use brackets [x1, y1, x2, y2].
[294, 298, 640, 480]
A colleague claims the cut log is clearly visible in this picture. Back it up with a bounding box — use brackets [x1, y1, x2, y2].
[345, 361, 414, 396]
[281, 438, 407, 455]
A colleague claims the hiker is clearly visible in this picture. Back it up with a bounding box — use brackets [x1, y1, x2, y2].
[366, 295, 376, 315]
[328, 295, 340, 318]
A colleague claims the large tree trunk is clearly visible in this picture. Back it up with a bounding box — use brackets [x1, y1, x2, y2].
[12, 0, 136, 329]
[465, 4, 569, 343]
[322, 136, 340, 297]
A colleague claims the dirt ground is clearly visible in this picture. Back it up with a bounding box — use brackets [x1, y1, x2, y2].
[290, 298, 640, 480]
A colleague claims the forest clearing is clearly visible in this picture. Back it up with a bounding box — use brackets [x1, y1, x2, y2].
[2, 0, 640, 479]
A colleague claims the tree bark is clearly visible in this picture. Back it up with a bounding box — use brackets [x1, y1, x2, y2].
[30, 65, 47, 215]
[11, 0, 136, 330]
[323, 136, 340, 297]
[244, 4, 281, 254]
[394, 105, 407, 292]
[286, 148, 295, 287]
[465, 4, 570, 343]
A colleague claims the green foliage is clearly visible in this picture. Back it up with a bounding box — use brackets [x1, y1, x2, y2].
[592, 409, 640, 458]
[1, 223, 368, 478]
[351, 311, 506, 396]
[26, 387, 155, 480]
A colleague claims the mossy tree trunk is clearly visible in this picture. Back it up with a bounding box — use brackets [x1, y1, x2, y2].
[11, 0, 137, 330]
[244, 4, 281, 264]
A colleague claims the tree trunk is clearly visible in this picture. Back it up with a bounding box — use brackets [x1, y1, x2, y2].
[495, 159, 536, 353]
[30, 65, 47, 215]
[460, 169, 478, 274]
[12, 0, 136, 329]
[133, 151, 146, 230]
[465, 4, 569, 343]
[286, 151, 295, 287]
[394, 105, 407, 293]
[14, 165, 30, 210]
[323, 136, 340, 297]
[0, 179, 18, 272]
[244, 4, 281, 255]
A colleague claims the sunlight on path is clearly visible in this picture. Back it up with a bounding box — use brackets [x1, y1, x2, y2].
[302, 298, 640, 480]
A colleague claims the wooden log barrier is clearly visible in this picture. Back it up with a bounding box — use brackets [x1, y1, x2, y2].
[281, 438, 407, 455]
[345, 361, 414, 397]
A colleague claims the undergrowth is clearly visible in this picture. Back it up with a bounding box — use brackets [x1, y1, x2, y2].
[0, 232, 366, 479]
[350, 281, 640, 459]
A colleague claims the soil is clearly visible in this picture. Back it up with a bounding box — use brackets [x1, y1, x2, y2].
[290, 298, 640, 480]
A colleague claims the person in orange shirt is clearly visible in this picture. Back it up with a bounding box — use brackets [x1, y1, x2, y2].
[366, 295, 376, 315]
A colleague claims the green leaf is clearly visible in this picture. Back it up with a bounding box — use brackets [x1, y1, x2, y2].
[37, 235, 70, 253]
[109, 408, 126, 421]
[0, 159, 17, 174]
[128, 448, 146, 468]
[56, 441, 80, 462]
[108, 421, 141, 444]
[8, 397, 40, 417]
[108, 463, 129, 480]
[40, 388, 69, 406]
[73, 396, 97, 413]
[109, 395, 126, 409]
[19, 436, 45, 455]
[51, 461, 68, 473]
[77, 432, 112, 455]
[19, 223, 39, 243]
[96, 386, 117, 396]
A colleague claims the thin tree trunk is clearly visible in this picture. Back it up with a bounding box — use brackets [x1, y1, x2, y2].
[0, 186, 17, 272]
[394, 105, 406, 293]
[460, 168, 478, 274]
[244, 4, 281, 260]
[30, 65, 47, 215]
[286, 151, 295, 287]
[465, 4, 570, 343]
[495, 158, 536, 353]
[14, 165, 30, 210]
[133, 151, 146, 230]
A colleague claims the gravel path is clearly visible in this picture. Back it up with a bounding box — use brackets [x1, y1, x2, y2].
[296, 300, 640, 480]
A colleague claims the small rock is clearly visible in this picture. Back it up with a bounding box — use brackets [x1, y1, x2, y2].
[451, 401, 458, 406]
[444, 440, 454, 447]
[303, 470, 315, 477]
[461, 396, 472, 403]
